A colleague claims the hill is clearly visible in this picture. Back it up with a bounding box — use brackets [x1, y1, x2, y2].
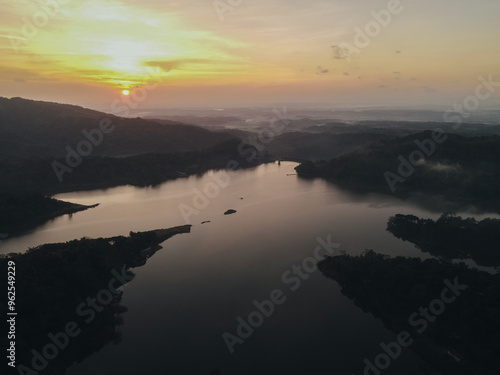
[0, 97, 235, 159]
[319, 252, 500, 375]
[0, 225, 191, 375]
[264, 131, 392, 160]
[295, 132, 500, 211]
[0, 139, 263, 194]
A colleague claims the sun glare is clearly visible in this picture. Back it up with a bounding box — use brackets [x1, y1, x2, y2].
[122, 89, 130, 96]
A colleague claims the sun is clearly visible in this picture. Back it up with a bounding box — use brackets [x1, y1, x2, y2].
[122, 89, 130, 96]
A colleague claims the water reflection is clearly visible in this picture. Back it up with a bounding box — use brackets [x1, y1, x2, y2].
[3, 162, 497, 374]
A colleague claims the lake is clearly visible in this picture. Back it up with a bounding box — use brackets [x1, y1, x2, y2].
[2, 162, 494, 374]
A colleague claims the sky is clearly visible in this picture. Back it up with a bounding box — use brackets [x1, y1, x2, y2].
[0, 0, 499, 110]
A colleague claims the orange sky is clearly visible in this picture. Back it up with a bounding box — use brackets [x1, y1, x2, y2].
[1, 0, 499, 110]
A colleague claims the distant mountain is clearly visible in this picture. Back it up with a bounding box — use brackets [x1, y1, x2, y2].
[304, 120, 500, 138]
[0, 97, 236, 159]
[150, 115, 242, 128]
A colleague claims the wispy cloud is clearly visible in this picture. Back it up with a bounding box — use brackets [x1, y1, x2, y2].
[316, 66, 329, 75]
[0, 0, 499, 106]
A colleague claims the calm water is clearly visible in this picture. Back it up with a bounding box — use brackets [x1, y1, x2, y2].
[2, 162, 495, 374]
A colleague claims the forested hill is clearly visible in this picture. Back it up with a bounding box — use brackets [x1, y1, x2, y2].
[0, 97, 236, 159]
[319, 252, 500, 375]
[0, 225, 191, 374]
[0, 139, 263, 194]
[295, 132, 500, 211]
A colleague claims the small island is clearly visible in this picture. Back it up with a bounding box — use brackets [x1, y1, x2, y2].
[224, 209, 237, 215]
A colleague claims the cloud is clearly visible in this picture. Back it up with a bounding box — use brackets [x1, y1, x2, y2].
[316, 65, 329, 75]
[331, 45, 352, 60]
[0, 66, 58, 82]
[144, 58, 215, 73]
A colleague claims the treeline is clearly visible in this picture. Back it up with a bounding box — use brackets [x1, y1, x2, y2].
[305, 120, 500, 138]
[0, 139, 261, 195]
[0, 193, 96, 234]
[0, 97, 235, 159]
[0, 225, 190, 374]
[295, 132, 500, 212]
[319, 251, 500, 375]
[387, 214, 500, 266]
[263, 131, 390, 161]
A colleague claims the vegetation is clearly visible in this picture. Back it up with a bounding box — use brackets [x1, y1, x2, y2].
[387, 213, 500, 267]
[264, 132, 391, 161]
[295, 132, 500, 212]
[0, 97, 235, 159]
[319, 251, 500, 375]
[304, 120, 500, 138]
[0, 98, 268, 238]
[0, 139, 264, 194]
[0, 193, 97, 235]
[0, 225, 191, 374]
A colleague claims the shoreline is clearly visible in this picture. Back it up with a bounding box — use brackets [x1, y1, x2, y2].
[0, 224, 192, 373]
[0, 201, 100, 239]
